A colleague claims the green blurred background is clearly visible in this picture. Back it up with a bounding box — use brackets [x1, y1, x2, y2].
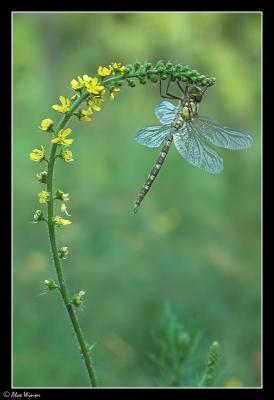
[13, 12, 261, 387]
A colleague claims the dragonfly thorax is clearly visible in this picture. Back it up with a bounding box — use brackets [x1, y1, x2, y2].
[180, 100, 199, 122]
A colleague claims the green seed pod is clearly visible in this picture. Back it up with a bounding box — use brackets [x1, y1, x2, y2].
[125, 64, 133, 74]
[184, 70, 192, 77]
[139, 76, 146, 84]
[190, 69, 198, 76]
[160, 73, 168, 80]
[134, 62, 141, 71]
[150, 74, 159, 83]
[44, 279, 58, 291]
[155, 61, 165, 72]
[166, 61, 173, 69]
[145, 62, 152, 70]
[127, 79, 136, 87]
[174, 64, 183, 72]
[183, 66, 191, 73]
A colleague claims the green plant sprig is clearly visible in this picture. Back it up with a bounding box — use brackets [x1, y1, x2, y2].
[198, 341, 220, 387]
[29, 61, 215, 387]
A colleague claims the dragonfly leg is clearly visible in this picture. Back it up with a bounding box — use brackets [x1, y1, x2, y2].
[160, 77, 182, 100]
[160, 79, 173, 99]
[201, 86, 208, 96]
[177, 80, 185, 94]
[166, 76, 182, 99]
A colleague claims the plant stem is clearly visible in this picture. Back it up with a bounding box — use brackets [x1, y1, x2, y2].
[46, 95, 97, 387]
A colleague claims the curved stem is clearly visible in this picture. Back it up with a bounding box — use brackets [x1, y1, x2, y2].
[46, 95, 97, 387]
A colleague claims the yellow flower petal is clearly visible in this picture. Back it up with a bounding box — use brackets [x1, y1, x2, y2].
[62, 128, 72, 137]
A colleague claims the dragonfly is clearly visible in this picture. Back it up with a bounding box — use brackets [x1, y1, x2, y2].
[133, 78, 253, 213]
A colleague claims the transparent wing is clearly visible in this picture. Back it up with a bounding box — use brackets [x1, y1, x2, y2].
[154, 101, 179, 125]
[135, 124, 172, 148]
[192, 116, 253, 149]
[173, 124, 224, 174]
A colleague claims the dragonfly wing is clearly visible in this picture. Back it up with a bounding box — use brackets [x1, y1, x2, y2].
[173, 124, 224, 174]
[135, 125, 172, 148]
[154, 101, 179, 125]
[193, 116, 253, 149]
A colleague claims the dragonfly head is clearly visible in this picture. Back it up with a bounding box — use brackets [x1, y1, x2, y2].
[188, 85, 204, 103]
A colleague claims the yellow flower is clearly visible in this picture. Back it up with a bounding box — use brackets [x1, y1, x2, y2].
[38, 190, 50, 204]
[51, 128, 73, 146]
[80, 108, 93, 122]
[40, 118, 54, 131]
[73, 290, 85, 306]
[98, 66, 112, 77]
[52, 96, 71, 113]
[110, 62, 126, 74]
[110, 87, 120, 101]
[61, 150, 74, 162]
[71, 76, 84, 90]
[87, 96, 104, 112]
[53, 216, 72, 226]
[29, 146, 45, 162]
[82, 74, 92, 84]
[84, 76, 105, 95]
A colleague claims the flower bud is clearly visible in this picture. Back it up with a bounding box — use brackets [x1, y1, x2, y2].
[124, 64, 133, 74]
[145, 62, 152, 70]
[150, 74, 159, 83]
[134, 62, 141, 71]
[127, 79, 136, 87]
[160, 73, 168, 80]
[58, 246, 69, 259]
[155, 60, 165, 70]
[72, 290, 86, 307]
[139, 77, 146, 85]
[44, 279, 58, 290]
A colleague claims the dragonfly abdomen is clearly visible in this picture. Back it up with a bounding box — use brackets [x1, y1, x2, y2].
[133, 135, 173, 214]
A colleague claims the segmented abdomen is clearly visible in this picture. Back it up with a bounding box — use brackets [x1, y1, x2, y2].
[133, 135, 173, 213]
